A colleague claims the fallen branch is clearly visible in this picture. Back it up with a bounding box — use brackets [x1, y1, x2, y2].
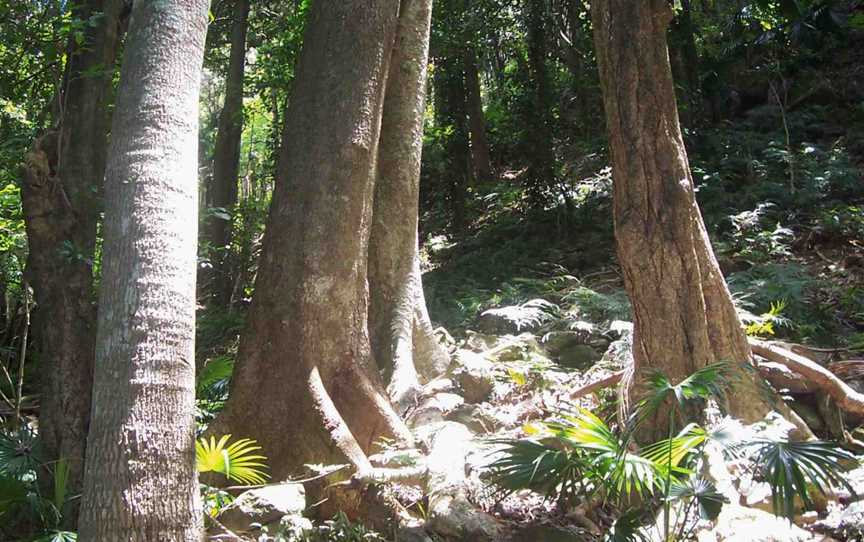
[569, 371, 624, 400]
[750, 339, 864, 417]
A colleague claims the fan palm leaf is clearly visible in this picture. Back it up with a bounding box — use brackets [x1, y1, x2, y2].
[743, 439, 857, 519]
[196, 435, 269, 485]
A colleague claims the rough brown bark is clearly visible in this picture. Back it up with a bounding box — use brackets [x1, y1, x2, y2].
[214, 0, 411, 487]
[78, 1, 209, 539]
[463, 47, 493, 184]
[589, 0, 786, 438]
[370, 0, 451, 410]
[19, 0, 125, 524]
[204, 0, 250, 308]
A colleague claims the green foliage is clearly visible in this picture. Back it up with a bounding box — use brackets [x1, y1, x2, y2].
[736, 439, 857, 519]
[196, 435, 269, 485]
[486, 361, 858, 538]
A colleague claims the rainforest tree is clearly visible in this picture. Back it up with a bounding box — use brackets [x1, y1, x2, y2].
[78, 1, 210, 539]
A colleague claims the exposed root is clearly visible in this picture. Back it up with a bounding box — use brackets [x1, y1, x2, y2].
[750, 339, 864, 417]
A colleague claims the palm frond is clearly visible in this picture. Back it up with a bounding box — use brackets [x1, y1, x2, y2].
[631, 362, 735, 433]
[743, 439, 858, 519]
[641, 423, 707, 475]
[669, 477, 727, 521]
[196, 435, 269, 485]
[550, 408, 659, 501]
[485, 439, 586, 505]
[603, 508, 650, 542]
[0, 426, 42, 477]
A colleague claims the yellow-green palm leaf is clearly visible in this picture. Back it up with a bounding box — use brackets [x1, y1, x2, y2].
[196, 434, 269, 485]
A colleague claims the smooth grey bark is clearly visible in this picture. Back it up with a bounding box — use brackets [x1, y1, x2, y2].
[20, 0, 126, 523]
[370, 0, 450, 410]
[590, 0, 809, 439]
[204, 0, 249, 307]
[78, 1, 210, 540]
[213, 1, 409, 503]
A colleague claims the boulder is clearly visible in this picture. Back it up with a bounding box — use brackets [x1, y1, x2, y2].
[406, 392, 465, 428]
[477, 300, 554, 335]
[450, 350, 495, 403]
[695, 504, 823, 542]
[463, 331, 500, 353]
[542, 330, 590, 353]
[422, 422, 502, 541]
[555, 344, 600, 370]
[814, 501, 864, 541]
[219, 483, 306, 533]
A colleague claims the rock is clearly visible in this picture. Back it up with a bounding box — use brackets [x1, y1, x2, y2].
[542, 330, 591, 353]
[477, 300, 554, 334]
[394, 526, 435, 542]
[450, 350, 495, 403]
[814, 501, 864, 541]
[406, 392, 465, 428]
[219, 483, 306, 533]
[695, 504, 822, 542]
[421, 422, 502, 541]
[602, 331, 633, 368]
[464, 331, 500, 353]
[507, 524, 591, 542]
[485, 333, 546, 363]
[446, 403, 495, 434]
[556, 344, 600, 370]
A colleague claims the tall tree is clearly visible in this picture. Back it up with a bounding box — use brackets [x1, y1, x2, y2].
[19, 0, 126, 521]
[524, 0, 557, 205]
[589, 0, 799, 438]
[213, 0, 409, 492]
[464, 45, 494, 184]
[434, 55, 472, 231]
[78, 1, 210, 539]
[204, 0, 250, 307]
[370, 0, 450, 409]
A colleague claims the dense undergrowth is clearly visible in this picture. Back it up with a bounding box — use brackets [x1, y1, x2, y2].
[423, 95, 864, 350]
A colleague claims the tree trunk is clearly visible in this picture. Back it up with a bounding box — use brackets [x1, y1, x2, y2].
[434, 55, 471, 231]
[214, 0, 410, 490]
[589, 0, 783, 439]
[78, 1, 209, 539]
[20, 0, 125, 524]
[463, 47, 493, 184]
[524, 0, 556, 206]
[370, 0, 451, 411]
[204, 0, 250, 307]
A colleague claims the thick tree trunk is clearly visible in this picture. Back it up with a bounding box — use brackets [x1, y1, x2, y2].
[589, 0, 784, 438]
[214, 0, 410, 489]
[19, 0, 125, 524]
[463, 47, 493, 184]
[78, 1, 209, 540]
[370, 0, 451, 410]
[204, 0, 249, 308]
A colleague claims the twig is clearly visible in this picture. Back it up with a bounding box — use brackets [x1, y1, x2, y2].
[14, 282, 31, 426]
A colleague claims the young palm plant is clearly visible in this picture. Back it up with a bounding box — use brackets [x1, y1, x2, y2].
[196, 434, 269, 485]
[486, 360, 858, 541]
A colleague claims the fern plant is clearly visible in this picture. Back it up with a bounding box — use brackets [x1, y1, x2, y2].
[196, 435, 269, 485]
